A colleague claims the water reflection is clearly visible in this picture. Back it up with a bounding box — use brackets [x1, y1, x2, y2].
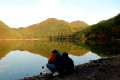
[74, 39, 120, 57]
[0, 40, 88, 59]
[0, 50, 48, 80]
[70, 51, 101, 65]
[0, 40, 101, 80]
[0, 50, 100, 80]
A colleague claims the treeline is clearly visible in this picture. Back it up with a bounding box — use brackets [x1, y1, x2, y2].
[72, 13, 120, 41]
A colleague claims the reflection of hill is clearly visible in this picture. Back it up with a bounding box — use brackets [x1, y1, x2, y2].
[0, 41, 22, 59]
[18, 41, 88, 58]
[74, 39, 120, 57]
[0, 40, 88, 59]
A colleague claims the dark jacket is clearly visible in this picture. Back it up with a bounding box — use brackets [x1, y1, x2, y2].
[63, 56, 74, 73]
[48, 52, 64, 68]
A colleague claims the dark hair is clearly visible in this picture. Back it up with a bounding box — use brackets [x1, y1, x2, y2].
[62, 52, 68, 57]
[52, 50, 58, 54]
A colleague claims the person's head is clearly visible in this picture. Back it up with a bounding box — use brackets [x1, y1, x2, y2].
[62, 52, 68, 57]
[52, 50, 58, 54]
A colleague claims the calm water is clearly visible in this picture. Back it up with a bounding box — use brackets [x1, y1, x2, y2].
[0, 40, 101, 80]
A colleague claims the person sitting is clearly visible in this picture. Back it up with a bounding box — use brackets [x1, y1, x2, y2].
[46, 50, 64, 76]
[62, 52, 74, 74]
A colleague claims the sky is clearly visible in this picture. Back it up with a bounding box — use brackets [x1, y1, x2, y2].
[0, 0, 120, 28]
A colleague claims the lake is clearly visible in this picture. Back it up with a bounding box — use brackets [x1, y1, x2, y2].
[0, 40, 102, 80]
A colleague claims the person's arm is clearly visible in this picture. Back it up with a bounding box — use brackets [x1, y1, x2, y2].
[48, 54, 56, 63]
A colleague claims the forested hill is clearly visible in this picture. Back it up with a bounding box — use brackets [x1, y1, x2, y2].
[70, 21, 88, 32]
[14, 18, 88, 39]
[0, 13, 120, 40]
[72, 13, 120, 40]
[0, 21, 22, 39]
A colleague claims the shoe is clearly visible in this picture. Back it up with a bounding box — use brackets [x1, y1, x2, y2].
[53, 72, 59, 76]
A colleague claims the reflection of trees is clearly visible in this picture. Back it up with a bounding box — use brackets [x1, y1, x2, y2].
[74, 39, 120, 57]
[0, 40, 88, 59]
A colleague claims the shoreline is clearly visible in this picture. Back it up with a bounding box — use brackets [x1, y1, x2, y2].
[22, 55, 120, 80]
[0, 39, 41, 41]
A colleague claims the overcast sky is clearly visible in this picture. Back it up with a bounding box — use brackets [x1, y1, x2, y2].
[0, 0, 120, 28]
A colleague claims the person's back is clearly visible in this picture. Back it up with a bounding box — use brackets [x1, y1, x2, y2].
[48, 51, 63, 67]
[62, 52, 74, 74]
[47, 50, 64, 75]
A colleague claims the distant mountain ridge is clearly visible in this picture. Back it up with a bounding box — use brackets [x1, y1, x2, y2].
[70, 20, 88, 32]
[0, 21, 22, 39]
[1, 13, 120, 40]
[0, 18, 88, 39]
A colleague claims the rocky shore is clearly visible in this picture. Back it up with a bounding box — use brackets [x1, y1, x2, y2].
[22, 55, 120, 80]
